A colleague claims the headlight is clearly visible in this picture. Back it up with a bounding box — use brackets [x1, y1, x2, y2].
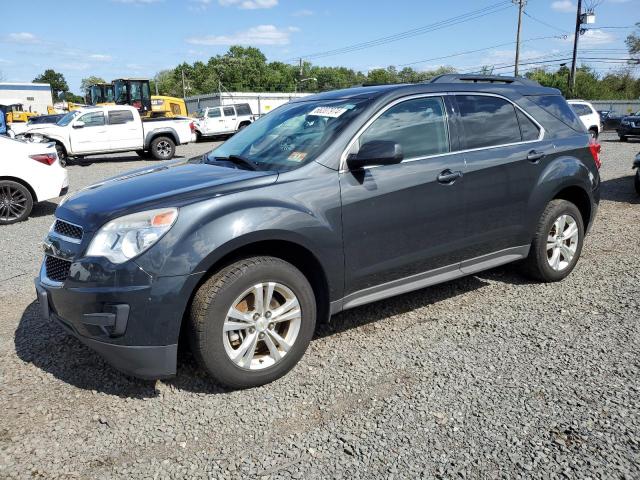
[86, 208, 178, 263]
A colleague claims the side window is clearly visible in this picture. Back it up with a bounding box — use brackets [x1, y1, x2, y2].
[516, 109, 540, 141]
[360, 97, 450, 159]
[529, 95, 584, 132]
[235, 104, 252, 116]
[223, 107, 235, 117]
[108, 110, 134, 125]
[207, 108, 221, 118]
[78, 112, 105, 127]
[456, 95, 521, 149]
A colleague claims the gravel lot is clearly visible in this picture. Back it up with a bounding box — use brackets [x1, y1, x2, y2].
[1, 133, 639, 479]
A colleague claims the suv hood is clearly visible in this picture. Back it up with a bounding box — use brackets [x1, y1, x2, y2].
[56, 158, 278, 229]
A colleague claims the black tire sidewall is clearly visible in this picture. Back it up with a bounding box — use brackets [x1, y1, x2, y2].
[635, 170, 640, 196]
[533, 201, 585, 282]
[196, 259, 316, 388]
[0, 180, 33, 224]
[150, 137, 175, 160]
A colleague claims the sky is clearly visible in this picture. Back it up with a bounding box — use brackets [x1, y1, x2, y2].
[0, 0, 638, 94]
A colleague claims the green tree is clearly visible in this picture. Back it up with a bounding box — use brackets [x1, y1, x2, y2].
[80, 76, 106, 93]
[33, 69, 69, 100]
[626, 22, 640, 58]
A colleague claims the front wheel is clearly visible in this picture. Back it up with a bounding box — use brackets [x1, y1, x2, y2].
[189, 256, 316, 388]
[150, 136, 175, 160]
[0, 180, 33, 225]
[522, 199, 585, 282]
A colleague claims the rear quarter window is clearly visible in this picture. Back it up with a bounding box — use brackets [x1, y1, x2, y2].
[235, 104, 252, 116]
[529, 95, 584, 132]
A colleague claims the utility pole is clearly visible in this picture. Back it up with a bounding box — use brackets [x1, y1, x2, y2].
[513, 0, 525, 76]
[568, 0, 583, 98]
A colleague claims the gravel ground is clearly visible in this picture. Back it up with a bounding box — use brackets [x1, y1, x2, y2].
[0, 133, 639, 479]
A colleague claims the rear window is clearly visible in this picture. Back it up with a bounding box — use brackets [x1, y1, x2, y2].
[235, 104, 252, 116]
[108, 110, 134, 125]
[529, 95, 584, 132]
[456, 95, 522, 149]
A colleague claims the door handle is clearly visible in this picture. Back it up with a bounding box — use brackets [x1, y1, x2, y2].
[437, 169, 463, 184]
[527, 150, 546, 162]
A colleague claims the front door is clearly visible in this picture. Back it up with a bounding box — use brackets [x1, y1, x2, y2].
[340, 95, 467, 296]
[70, 111, 109, 153]
[204, 107, 225, 135]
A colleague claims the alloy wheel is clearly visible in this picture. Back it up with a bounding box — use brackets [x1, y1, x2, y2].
[546, 214, 579, 271]
[223, 282, 302, 370]
[156, 140, 172, 158]
[0, 184, 28, 222]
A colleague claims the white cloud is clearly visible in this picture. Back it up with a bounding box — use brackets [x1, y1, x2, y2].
[292, 9, 314, 16]
[551, 0, 576, 12]
[575, 28, 616, 46]
[3, 32, 40, 44]
[186, 25, 296, 46]
[88, 54, 112, 61]
[219, 0, 278, 10]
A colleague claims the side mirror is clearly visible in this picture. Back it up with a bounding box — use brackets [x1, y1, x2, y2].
[347, 140, 403, 170]
[73, 121, 85, 129]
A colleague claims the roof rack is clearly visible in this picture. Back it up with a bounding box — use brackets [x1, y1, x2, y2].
[429, 74, 540, 87]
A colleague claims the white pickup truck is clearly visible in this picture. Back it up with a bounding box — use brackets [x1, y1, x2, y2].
[193, 103, 255, 139]
[19, 105, 196, 164]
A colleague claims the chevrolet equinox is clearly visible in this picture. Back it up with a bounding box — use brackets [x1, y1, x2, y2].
[36, 75, 601, 388]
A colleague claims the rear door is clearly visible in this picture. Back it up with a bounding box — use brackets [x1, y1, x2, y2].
[107, 109, 140, 150]
[223, 106, 237, 132]
[70, 111, 109, 153]
[340, 95, 468, 296]
[452, 94, 544, 263]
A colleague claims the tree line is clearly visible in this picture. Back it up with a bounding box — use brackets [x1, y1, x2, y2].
[27, 23, 640, 103]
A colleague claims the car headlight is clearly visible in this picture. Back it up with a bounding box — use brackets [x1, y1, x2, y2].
[86, 208, 178, 264]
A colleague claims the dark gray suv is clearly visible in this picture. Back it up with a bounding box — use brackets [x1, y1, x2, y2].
[35, 75, 601, 388]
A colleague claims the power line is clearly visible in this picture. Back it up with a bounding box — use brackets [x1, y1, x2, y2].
[523, 11, 570, 34]
[397, 35, 565, 68]
[284, 1, 514, 62]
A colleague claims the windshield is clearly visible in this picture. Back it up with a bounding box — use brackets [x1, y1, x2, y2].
[206, 98, 370, 172]
[57, 111, 80, 126]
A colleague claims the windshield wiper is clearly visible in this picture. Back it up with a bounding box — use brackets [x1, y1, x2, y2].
[214, 154, 258, 171]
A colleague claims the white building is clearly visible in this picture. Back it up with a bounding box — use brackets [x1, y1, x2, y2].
[0, 83, 53, 114]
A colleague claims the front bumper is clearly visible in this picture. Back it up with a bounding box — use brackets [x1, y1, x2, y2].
[34, 254, 201, 379]
[617, 125, 640, 137]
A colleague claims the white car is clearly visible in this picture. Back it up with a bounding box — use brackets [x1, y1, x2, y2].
[19, 105, 196, 164]
[0, 135, 68, 224]
[194, 103, 255, 139]
[568, 100, 601, 139]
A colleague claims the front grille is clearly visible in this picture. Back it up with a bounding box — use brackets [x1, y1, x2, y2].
[53, 219, 83, 241]
[45, 256, 71, 283]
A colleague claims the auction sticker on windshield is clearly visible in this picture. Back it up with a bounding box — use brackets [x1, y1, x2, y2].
[309, 106, 348, 118]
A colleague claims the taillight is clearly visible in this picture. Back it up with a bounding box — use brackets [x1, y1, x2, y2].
[189, 121, 195, 133]
[589, 139, 601, 169]
[30, 153, 56, 166]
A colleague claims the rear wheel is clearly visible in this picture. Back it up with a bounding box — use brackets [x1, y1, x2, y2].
[0, 181, 33, 225]
[150, 136, 175, 160]
[189, 256, 316, 388]
[522, 199, 584, 282]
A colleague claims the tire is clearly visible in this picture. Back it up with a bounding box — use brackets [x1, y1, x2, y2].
[0, 180, 33, 225]
[189, 256, 316, 389]
[589, 128, 599, 140]
[634, 170, 640, 196]
[238, 122, 249, 131]
[149, 136, 175, 160]
[55, 144, 67, 168]
[620, 135, 628, 142]
[522, 199, 585, 282]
